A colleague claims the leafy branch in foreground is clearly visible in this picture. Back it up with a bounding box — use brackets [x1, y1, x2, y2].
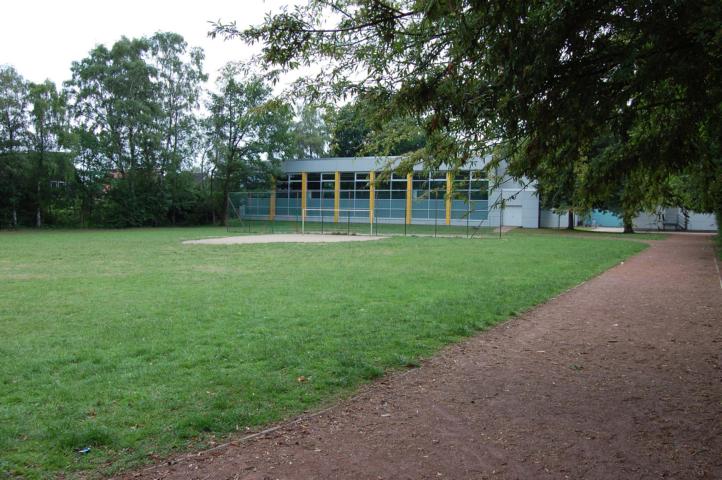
[213, 0, 722, 223]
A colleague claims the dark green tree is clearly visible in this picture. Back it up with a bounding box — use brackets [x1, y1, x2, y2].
[206, 65, 295, 223]
[148, 32, 207, 224]
[213, 0, 722, 223]
[0, 65, 29, 227]
[67, 37, 162, 226]
[329, 101, 370, 157]
[328, 97, 426, 157]
[66, 34, 207, 226]
[27, 80, 68, 226]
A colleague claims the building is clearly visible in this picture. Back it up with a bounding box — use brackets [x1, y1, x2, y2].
[591, 208, 717, 232]
[237, 156, 717, 232]
[239, 156, 539, 228]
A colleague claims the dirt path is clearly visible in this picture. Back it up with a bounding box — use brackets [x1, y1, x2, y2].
[120, 235, 722, 480]
[183, 234, 385, 245]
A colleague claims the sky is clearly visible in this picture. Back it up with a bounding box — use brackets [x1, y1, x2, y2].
[0, 0, 296, 87]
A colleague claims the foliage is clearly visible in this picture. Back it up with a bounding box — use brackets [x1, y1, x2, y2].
[291, 102, 329, 158]
[0, 227, 646, 478]
[0, 65, 29, 226]
[206, 64, 296, 223]
[328, 101, 370, 157]
[26, 80, 69, 226]
[213, 0, 722, 218]
[328, 96, 426, 157]
[66, 35, 193, 226]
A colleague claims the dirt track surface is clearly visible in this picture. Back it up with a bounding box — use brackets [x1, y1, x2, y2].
[120, 235, 722, 480]
[183, 234, 385, 245]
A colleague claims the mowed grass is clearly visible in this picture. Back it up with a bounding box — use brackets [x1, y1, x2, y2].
[0, 228, 647, 478]
[508, 227, 667, 240]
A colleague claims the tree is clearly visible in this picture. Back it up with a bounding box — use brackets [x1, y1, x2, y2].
[27, 80, 68, 226]
[148, 32, 207, 224]
[329, 101, 370, 157]
[66, 34, 207, 226]
[328, 97, 426, 157]
[292, 102, 329, 158]
[206, 65, 295, 223]
[213, 0, 722, 224]
[0, 65, 29, 227]
[67, 37, 162, 226]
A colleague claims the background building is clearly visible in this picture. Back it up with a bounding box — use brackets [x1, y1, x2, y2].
[237, 156, 717, 232]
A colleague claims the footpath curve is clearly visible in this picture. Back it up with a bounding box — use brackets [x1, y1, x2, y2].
[120, 234, 722, 480]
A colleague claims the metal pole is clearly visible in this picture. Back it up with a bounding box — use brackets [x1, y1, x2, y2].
[499, 206, 503, 239]
[321, 210, 324, 234]
[347, 210, 350, 235]
[434, 190, 438, 238]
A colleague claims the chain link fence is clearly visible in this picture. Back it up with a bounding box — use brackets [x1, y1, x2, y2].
[227, 191, 505, 239]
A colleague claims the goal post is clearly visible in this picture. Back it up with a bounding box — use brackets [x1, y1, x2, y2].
[302, 208, 373, 236]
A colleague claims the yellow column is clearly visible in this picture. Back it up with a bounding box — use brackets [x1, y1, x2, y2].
[301, 172, 307, 220]
[334, 171, 340, 223]
[445, 171, 453, 225]
[269, 178, 276, 221]
[369, 171, 375, 223]
[406, 173, 413, 224]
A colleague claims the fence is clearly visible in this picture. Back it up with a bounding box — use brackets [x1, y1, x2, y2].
[227, 190, 504, 239]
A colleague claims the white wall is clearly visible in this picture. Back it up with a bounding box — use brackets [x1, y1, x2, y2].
[633, 209, 718, 231]
[487, 189, 539, 228]
[686, 212, 718, 231]
[540, 209, 574, 228]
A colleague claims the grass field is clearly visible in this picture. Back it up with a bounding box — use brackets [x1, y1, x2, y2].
[0, 228, 648, 478]
[227, 217, 499, 237]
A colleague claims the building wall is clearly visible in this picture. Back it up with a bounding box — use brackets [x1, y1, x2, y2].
[684, 212, 717, 231]
[584, 208, 718, 231]
[540, 209, 576, 229]
[236, 156, 541, 228]
[487, 189, 539, 228]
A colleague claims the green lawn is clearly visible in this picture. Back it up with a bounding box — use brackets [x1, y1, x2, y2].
[0, 228, 647, 478]
[509, 227, 668, 240]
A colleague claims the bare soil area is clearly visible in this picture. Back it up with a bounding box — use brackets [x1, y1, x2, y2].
[183, 234, 385, 245]
[121, 235, 721, 480]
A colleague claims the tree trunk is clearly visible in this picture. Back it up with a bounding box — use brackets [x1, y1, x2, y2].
[566, 209, 574, 230]
[12, 208, 17, 228]
[221, 175, 230, 227]
[623, 216, 634, 234]
[36, 181, 42, 227]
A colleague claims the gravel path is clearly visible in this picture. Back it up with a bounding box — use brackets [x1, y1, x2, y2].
[121, 234, 722, 480]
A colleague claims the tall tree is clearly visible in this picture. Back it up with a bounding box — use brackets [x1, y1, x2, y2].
[67, 37, 162, 226]
[328, 101, 370, 157]
[0, 65, 29, 227]
[214, 0, 722, 222]
[290, 103, 329, 158]
[148, 32, 207, 224]
[27, 80, 68, 226]
[206, 65, 294, 223]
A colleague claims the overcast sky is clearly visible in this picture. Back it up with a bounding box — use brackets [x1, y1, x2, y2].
[0, 0, 295, 87]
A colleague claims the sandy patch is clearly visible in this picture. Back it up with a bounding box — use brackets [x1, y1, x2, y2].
[183, 234, 386, 245]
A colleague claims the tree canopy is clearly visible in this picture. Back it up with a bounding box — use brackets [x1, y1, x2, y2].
[213, 0, 722, 222]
